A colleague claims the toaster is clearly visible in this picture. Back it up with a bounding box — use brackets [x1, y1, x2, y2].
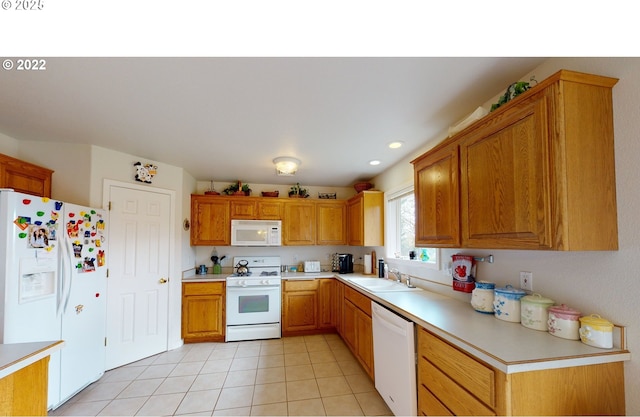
[304, 260, 321, 273]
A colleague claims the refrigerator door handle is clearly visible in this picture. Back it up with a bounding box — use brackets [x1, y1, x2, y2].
[60, 235, 73, 314]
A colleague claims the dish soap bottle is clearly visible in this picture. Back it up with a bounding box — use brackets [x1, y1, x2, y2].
[420, 249, 429, 262]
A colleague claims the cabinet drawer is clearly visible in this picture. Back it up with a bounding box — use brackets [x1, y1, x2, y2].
[418, 384, 453, 416]
[283, 279, 319, 292]
[419, 358, 495, 416]
[418, 328, 495, 408]
[183, 282, 224, 296]
[344, 286, 371, 316]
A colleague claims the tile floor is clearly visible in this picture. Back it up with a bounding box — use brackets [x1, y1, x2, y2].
[49, 334, 393, 416]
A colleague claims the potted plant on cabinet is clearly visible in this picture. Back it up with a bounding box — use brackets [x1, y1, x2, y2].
[288, 183, 309, 198]
[223, 181, 251, 196]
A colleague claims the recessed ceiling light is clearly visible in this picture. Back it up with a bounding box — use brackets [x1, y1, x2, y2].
[369, 160, 381, 166]
[388, 141, 404, 149]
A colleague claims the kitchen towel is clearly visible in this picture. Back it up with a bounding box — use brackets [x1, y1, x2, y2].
[364, 254, 372, 274]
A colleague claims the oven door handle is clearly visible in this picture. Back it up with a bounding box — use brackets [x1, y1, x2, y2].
[227, 284, 282, 290]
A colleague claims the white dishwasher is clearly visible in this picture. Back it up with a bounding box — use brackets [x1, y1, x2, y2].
[371, 301, 417, 416]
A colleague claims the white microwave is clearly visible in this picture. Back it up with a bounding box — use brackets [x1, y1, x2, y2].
[231, 220, 282, 246]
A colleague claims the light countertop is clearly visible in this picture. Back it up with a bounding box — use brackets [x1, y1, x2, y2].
[0, 340, 64, 379]
[180, 271, 631, 374]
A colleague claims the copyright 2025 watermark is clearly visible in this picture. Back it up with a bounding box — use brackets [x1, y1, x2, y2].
[2, 0, 44, 10]
[3, 59, 47, 71]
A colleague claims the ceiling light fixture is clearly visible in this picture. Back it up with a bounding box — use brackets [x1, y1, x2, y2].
[388, 141, 404, 149]
[369, 160, 381, 166]
[273, 156, 301, 176]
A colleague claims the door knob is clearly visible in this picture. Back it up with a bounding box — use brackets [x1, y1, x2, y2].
[159, 278, 168, 284]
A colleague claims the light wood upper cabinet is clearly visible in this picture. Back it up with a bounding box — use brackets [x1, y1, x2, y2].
[412, 70, 619, 251]
[316, 200, 347, 245]
[230, 199, 257, 219]
[347, 191, 384, 246]
[190, 195, 230, 246]
[283, 200, 316, 245]
[257, 200, 283, 219]
[413, 143, 460, 247]
[0, 153, 53, 198]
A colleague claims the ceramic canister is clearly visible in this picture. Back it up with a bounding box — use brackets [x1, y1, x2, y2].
[471, 281, 495, 314]
[520, 293, 555, 331]
[493, 285, 526, 323]
[579, 314, 614, 349]
[547, 304, 582, 340]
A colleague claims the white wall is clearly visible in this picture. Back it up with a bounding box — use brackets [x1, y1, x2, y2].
[372, 57, 640, 415]
[17, 141, 92, 205]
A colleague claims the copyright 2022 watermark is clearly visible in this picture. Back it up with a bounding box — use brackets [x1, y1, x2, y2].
[2, 0, 44, 10]
[3, 59, 47, 71]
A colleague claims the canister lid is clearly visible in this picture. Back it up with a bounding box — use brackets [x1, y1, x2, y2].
[475, 281, 495, 290]
[521, 293, 554, 305]
[494, 285, 526, 295]
[579, 314, 613, 327]
[548, 304, 581, 317]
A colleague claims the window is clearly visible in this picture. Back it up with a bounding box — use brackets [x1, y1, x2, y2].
[386, 183, 438, 269]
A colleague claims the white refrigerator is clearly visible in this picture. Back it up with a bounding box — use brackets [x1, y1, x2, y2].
[0, 190, 108, 410]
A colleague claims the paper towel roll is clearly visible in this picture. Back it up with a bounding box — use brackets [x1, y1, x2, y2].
[363, 254, 372, 274]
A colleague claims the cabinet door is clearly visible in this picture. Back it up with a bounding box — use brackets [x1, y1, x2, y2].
[190, 196, 230, 245]
[257, 200, 283, 219]
[182, 283, 225, 342]
[317, 201, 347, 245]
[342, 300, 358, 351]
[413, 143, 460, 247]
[318, 279, 334, 329]
[347, 192, 384, 246]
[460, 94, 552, 249]
[282, 290, 318, 332]
[0, 154, 53, 198]
[355, 308, 374, 378]
[347, 196, 363, 245]
[230, 200, 257, 219]
[283, 201, 316, 245]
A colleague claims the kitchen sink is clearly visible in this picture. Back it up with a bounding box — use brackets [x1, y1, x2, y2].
[344, 277, 422, 292]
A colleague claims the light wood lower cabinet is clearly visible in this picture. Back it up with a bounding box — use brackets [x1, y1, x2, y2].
[417, 326, 625, 416]
[342, 286, 374, 379]
[0, 356, 49, 416]
[182, 282, 225, 343]
[282, 279, 335, 336]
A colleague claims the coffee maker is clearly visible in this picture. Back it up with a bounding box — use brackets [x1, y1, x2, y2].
[337, 253, 354, 274]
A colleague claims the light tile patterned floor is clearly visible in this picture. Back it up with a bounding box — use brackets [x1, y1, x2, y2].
[49, 334, 393, 416]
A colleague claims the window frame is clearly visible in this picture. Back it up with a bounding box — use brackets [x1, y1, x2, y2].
[385, 182, 440, 271]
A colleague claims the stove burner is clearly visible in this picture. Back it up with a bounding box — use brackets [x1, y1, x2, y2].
[260, 271, 278, 276]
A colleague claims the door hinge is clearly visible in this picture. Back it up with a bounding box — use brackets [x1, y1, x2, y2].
[106, 268, 109, 278]
[104, 337, 107, 346]
[108, 201, 112, 211]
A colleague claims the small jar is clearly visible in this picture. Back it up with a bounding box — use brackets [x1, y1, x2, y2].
[471, 281, 495, 314]
[579, 314, 614, 349]
[520, 293, 555, 331]
[493, 285, 526, 323]
[547, 304, 581, 340]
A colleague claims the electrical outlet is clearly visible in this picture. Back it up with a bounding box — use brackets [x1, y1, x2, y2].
[520, 271, 533, 291]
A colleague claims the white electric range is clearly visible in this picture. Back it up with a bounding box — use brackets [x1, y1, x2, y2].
[225, 256, 282, 342]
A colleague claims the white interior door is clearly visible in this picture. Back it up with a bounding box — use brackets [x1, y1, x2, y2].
[105, 184, 171, 369]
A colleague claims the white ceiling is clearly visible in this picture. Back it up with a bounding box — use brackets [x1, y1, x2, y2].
[0, 57, 546, 187]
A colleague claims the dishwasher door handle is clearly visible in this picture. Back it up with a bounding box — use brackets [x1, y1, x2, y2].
[372, 304, 408, 336]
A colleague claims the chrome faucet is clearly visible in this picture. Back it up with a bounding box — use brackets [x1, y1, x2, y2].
[388, 268, 402, 283]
